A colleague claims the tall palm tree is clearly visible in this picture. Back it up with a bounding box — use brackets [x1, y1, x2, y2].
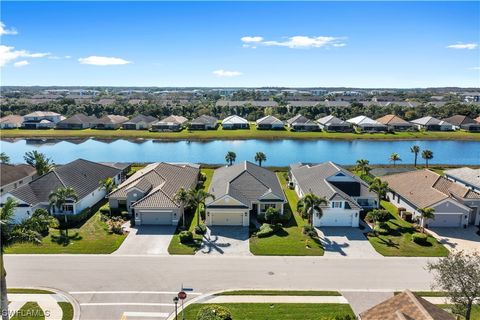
[355, 159, 371, 176]
[254, 152, 267, 167]
[48, 187, 78, 237]
[410, 145, 420, 167]
[174, 188, 190, 229]
[225, 151, 236, 166]
[418, 207, 435, 233]
[24, 150, 54, 176]
[297, 193, 328, 227]
[99, 177, 115, 195]
[389, 153, 402, 167]
[188, 188, 215, 226]
[422, 149, 434, 168]
[0, 152, 10, 164]
[369, 178, 389, 208]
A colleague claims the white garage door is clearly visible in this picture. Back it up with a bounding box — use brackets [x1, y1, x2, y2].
[212, 212, 243, 226]
[315, 212, 353, 227]
[140, 211, 172, 225]
[428, 214, 462, 227]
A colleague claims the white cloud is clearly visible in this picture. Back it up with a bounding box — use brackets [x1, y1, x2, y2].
[0, 45, 50, 67]
[14, 60, 29, 67]
[0, 22, 18, 35]
[241, 35, 346, 49]
[78, 56, 131, 66]
[472, 67, 480, 70]
[213, 69, 242, 77]
[447, 43, 478, 50]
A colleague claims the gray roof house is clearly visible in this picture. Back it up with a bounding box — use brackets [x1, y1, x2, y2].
[316, 115, 353, 132]
[289, 162, 377, 227]
[0, 115, 24, 129]
[0, 163, 36, 195]
[189, 115, 218, 130]
[122, 114, 158, 130]
[286, 114, 320, 131]
[108, 162, 199, 225]
[444, 167, 480, 194]
[442, 115, 480, 132]
[94, 115, 129, 130]
[0, 159, 122, 223]
[151, 115, 188, 132]
[56, 113, 99, 129]
[205, 161, 286, 226]
[410, 116, 453, 131]
[255, 115, 284, 130]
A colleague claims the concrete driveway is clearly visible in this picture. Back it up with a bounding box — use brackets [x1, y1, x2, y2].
[196, 226, 251, 256]
[113, 225, 176, 255]
[316, 227, 381, 258]
[428, 226, 480, 253]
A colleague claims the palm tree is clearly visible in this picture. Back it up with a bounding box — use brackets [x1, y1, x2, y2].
[24, 150, 54, 176]
[369, 178, 389, 208]
[99, 177, 115, 195]
[0, 152, 10, 164]
[174, 188, 190, 229]
[188, 189, 215, 226]
[389, 153, 401, 167]
[254, 152, 267, 167]
[410, 145, 420, 167]
[418, 207, 435, 233]
[225, 151, 236, 166]
[48, 187, 78, 238]
[297, 193, 328, 227]
[421, 149, 434, 168]
[355, 159, 371, 176]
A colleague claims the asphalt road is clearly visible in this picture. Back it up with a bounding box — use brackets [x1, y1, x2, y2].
[5, 255, 437, 319]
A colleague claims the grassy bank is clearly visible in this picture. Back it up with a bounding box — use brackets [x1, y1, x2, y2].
[215, 290, 341, 296]
[2, 127, 479, 141]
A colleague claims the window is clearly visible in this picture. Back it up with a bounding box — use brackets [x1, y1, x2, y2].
[332, 201, 342, 208]
[262, 204, 276, 210]
[62, 204, 74, 212]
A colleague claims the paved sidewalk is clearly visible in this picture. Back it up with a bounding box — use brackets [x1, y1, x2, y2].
[201, 295, 349, 304]
[8, 293, 67, 320]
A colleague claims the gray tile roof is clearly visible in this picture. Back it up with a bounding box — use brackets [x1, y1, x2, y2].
[190, 115, 218, 125]
[57, 113, 98, 125]
[442, 115, 476, 126]
[287, 101, 321, 107]
[287, 114, 317, 125]
[410, 116, 444, 126]
[0, 164, 36, 186]
[96, 115, 129, 124]
[256, 115, 284, 125]
[155, 115, 188, 125]
[317, 115, 349, 126]
[444, 167, 480, 189]
[25, 111, 61, 117]
[123, 114, 158, 125]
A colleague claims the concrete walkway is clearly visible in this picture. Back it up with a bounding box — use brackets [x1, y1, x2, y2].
[8, 293, 67, 320]
[201, 295, 349, 304]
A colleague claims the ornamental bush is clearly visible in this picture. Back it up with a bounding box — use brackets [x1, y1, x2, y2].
[412, 232, 429, 245]
[196, 305, 232, 320]
[257, 223, 275, 238]
[179, 231, 193, 244]
[373, 225, 389, 235]
[265, 207, 280, 224]
[195, 223, 207, 235]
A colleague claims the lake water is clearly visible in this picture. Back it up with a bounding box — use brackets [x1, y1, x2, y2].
[1, 138, 479, 166]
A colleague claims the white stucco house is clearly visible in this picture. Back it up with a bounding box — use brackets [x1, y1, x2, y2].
[221, 115, 249, 129]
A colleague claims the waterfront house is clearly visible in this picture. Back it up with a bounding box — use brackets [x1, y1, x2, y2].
[22, 111, 64, 129]
[442, 115, 480, 132]
[0, 163, 36, 195]
[122, 114, 158, 130]
[444, 167, 480, 194]
[221, 115, 249, 129]
[410, 116, 453, 131]
[255, 115, 284, 130]
[108, 162, 199, 225]
[316, 115, 353, 132]
[56, 113, 99, 129]
[289, 162, 377, 227]
[205, 161, 285, 226]
[347, 116, 388, 132]
[0, 159, 122, 223]
[382, 170, 480, 227]
[286, 114, 320, 131]
[0, 115, 24, 129]
[376, 114, 414, 131]
[151, 115, 188, 132]
[94, 115, 129, 130]
[189, 115, 218, 130]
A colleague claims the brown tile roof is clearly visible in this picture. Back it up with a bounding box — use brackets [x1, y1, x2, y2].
[376, 114, 410, 125]
[0, 163, 36, 186]
[359, 290, 455, 320]
[0, 115, 24, 125]
[442, 115, 476, 126]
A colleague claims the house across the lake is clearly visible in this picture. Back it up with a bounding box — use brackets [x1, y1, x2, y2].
[56, 113, 99, 129]
[255, 115, 284, 130]
[442, 115, 480, 132]
[94, 115, 129, 130]
[376, 114, 414, 131]
[122, 114, 158, 130]
[347, 116, 388, 132]
[22, 111, 64, 129]
[0, 115, 24, 129]
[189, 115, 218, 130]
[410, 116, 453, 131]
[316, 115, 353, 132]
[221, 115, 249, 129]
[151, 115, 188, 132]
[286, 115, 320, 131]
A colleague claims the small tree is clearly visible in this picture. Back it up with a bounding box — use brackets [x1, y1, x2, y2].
[389, 153, 401, 167]
[366, 209, 390, 227]
[225, 151, 236, 166]
[174, 187, 190, 229]
[24, 150, 54, 176]
[369, 178, 389, 208]
[418, 207, 435, 233]
[427, 251, 480, 320]
[187, 188, 215, 226]
[0, 152, 10, 164]
[297, 193, 327, 227]
[48, 187, 78, 238]
[355, 159, 371, 176]
[422, 149, 434, 168]
[265, 207, 280, 224]
[99, 177, 115, 195]
[410, 145, 420, 167]
[254, 152, 267, 167]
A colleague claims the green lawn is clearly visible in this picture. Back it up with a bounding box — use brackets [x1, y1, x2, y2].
[249, 173, 324, 256]
[5, 208, 127, 254]
[215, 290, 341, 296]
[2, 127, 479, 141]
[58, 302, 74, 320]
[182, 303, 355, 320]
[7, 289, 53, 294]
[438, 305, 480, 320]
[168, 168, 214, 255]
[11, 302, 45, 320]
[366, 201, 449, 257]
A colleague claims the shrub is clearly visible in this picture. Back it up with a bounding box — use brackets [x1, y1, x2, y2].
[302, 225, 317, 238]
[366, 209, 390, 225]
[196, 305, 232, 320]
[195, 223, 207, 235]
[280, 209, 292, 223]
[412, 232, 429, 245]
[257, 223, 275, 238]
[179, 231, 193, 244]
[257, 212, 266, 222]
[373, 225, 389, 235]
[54, 207, 93, 229]
[265, 207, 280, 224]
[99, 207, 111, 215]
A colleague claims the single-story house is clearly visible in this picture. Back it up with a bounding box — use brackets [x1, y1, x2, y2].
[410, 116, 453, 131]
[0, 115, 24, 129]
[347, 116, 388, 132]
[444, 167, 480, 194]
[94, 115, 129, 130]
[255, 115, 284, 130]
[56, 113, 98, 129]
[215, 101, 278, 108]
[376, 114, 414, 131]
[108, 162, 199, 225]
[442, 115, 480, 132]
[289, 162, 377, 227]
[316, 115, 353, 132]
[189, 115, 218, 130]
[122, 114, 158, 130]
[221, 115, 249, 129]
[151, 115, 188, 132]
[0, 159, 122, 223]
[22, 111, 64, 129]
[359, 290, 454, 320]
[0, 163, 36, 195]
[382, 169, 480, 227]
[286, 114, 320, 131]
[205, 161, 286, 226]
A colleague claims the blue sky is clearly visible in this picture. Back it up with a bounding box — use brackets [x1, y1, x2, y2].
[1, 1, 479, 87]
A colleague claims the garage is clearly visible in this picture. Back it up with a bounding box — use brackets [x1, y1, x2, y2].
[211, 212, 244, 226]
[314, 211, 355, 227]
[427, 214, 462, 227]
[139, 211, 173, 225]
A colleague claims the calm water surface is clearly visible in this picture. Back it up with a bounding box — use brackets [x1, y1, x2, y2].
[1, 139, 479, 166]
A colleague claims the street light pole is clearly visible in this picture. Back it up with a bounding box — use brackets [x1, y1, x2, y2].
[173, 297, 179, 320]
